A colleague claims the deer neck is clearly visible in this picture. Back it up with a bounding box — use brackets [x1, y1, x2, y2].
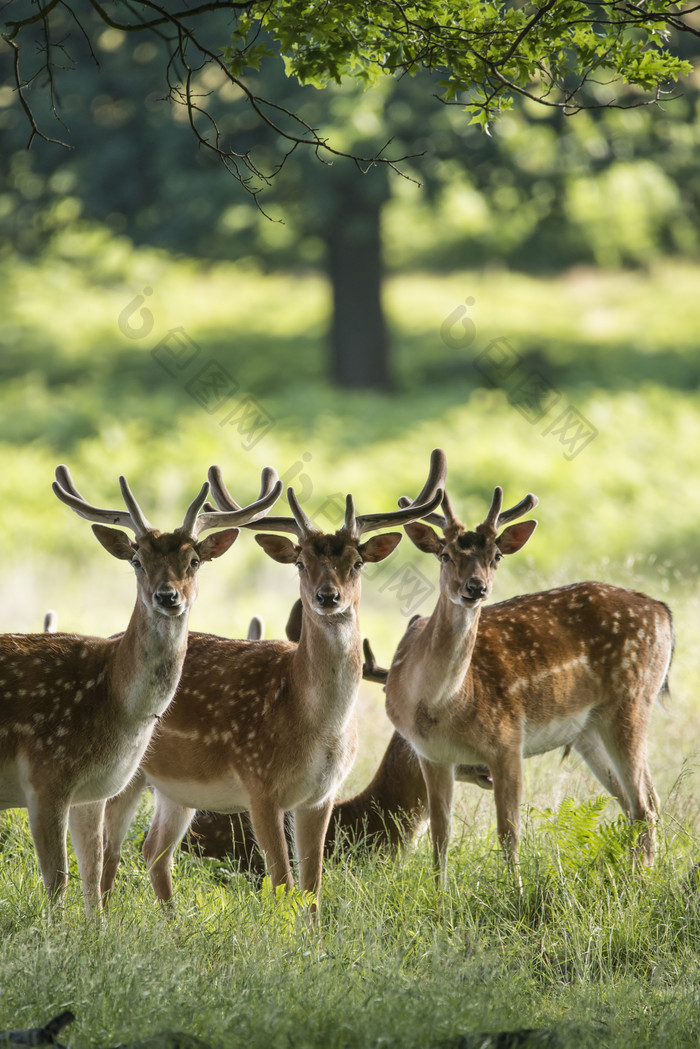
[413, 593, 482, 708]
[291, 603, 363, 728]
[112, 599, 190, 722]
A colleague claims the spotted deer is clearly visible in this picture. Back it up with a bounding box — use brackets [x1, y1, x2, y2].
[101, 451, 447, 908]
[0, 464, 281, 913]
[188, 630, 491, 867]
[384, 486, 674, 884]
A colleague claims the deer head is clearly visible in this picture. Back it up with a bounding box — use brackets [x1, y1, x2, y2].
[52, 464, 283, 619]
[401, 486, 538, 609]
[208, 449, 447, 622]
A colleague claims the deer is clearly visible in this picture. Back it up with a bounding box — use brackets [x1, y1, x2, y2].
[100, 451, 447, 909]
[0, 463, 281, 913]
[187, 628, 492, 867]
[382, 484, 674, 885]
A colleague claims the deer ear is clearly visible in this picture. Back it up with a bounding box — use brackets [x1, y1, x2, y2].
[497, 519, 537, 555]
[404, 522, 443, 556]
[360, 532, 402, 564]
[92, 524, 137, 561]
[196, 528, 239, 562]
[255, 534, 299, 564]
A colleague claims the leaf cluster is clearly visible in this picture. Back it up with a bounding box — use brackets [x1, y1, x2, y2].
[1, 0, 696, 195]
[230, 1, 694, 125]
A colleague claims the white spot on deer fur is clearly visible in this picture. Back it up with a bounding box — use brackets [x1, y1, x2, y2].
[74, 691, 83, 703]
[86, 679, 95, 689]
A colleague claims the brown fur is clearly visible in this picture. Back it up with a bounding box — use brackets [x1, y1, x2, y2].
[387, 501, 674, 883]
[101, 529, 402, 907]
[0, 525, 237, 913]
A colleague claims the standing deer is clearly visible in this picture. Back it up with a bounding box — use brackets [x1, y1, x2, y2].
[384, 486, 674, 884]
[187, 627, 491, 867]
[0, 464, 281, 912]
[101, 451, 447, 908]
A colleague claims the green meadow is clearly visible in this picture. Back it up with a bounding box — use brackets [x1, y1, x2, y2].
[1, 230, 700, 1047]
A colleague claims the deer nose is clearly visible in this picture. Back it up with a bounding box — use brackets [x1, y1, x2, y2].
[154, 586, 180, 607]
[464, 577, 488, 600]
[316, 587, 340, 608]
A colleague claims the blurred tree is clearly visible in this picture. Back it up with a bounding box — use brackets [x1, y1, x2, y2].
[2, 3, 700, 388]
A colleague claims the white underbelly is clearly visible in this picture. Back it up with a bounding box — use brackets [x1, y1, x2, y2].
[73, 732, 154, 803]
[523, 710, 592, 757]
[148, 773, 249, 813]
[412, 734, 482, 768]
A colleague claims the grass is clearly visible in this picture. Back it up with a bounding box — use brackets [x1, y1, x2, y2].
[2, 228, 700, 1045]
[1, 568, 699, 1049]
[2, 796, 700, 1048]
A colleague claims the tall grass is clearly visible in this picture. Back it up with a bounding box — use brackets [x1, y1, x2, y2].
[2, 793, 700, 1048]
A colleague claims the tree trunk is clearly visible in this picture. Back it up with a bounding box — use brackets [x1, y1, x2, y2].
[326, 196, 391, 390]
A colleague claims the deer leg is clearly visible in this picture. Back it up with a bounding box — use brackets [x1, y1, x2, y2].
[573, 724, 630, 815]
[247, 795, 293, 893]
[295, 798, 334, 907]
[102, 770, 148, 901]
[490, 750, 523, 877]
[68, 800, 105, 915]
[26, 795, 70, 908]
[419, 757, 455, 888]
[142, 792, 195, 903]
[594, 718, 658, 866]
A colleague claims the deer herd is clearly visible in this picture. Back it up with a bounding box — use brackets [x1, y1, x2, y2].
[0, 450, 674, 915]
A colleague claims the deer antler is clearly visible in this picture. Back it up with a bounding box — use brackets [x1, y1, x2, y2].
[54, 465, 282, 539]
[477, 486, 539, 536]
[496, 492, 539, 527]
[215, 449, 447, 541]
[346, 447, 447, 538]
[191, 467, 283, 537]
[209, 464, 312, 539]
[53, 465, 155, 535]
[400, 484, 538, 537]
[398, 488, 462, 535]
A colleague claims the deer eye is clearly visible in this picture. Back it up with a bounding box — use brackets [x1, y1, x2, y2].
[131, 558, 142, 570]
[439, 553, 452, 564]
[190, 557, 200, 570]
[296, 561, 305, 572]
[354, 560, 363, 571]
[493, 552, 503, 565]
